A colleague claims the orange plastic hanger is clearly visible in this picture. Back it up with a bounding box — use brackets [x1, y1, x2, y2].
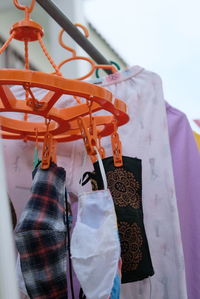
[0, 0, 129, 168]
[57, 25, 118, 80]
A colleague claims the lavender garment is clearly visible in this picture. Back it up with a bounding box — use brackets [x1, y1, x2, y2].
[166, 102, 200, 299]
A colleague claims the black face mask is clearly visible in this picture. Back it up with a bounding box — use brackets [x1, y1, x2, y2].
[86, 156, 154, 283]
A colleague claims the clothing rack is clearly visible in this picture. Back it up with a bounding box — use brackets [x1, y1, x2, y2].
[35, 0, 113, 74]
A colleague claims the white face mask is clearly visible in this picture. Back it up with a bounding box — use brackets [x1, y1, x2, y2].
[71, 148, 121, 299]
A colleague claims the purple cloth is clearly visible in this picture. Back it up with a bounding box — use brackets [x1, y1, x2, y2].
[166, 102, 200, 299]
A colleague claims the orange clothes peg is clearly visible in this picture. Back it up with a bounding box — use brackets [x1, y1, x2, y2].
[97, 136, 106, 159]
[51, 140, 57, 164]
[41, 120, 53, 169]
[111, 119, 122, 167]
[78, 116, 98, 162]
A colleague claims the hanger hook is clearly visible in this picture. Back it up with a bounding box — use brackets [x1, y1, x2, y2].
[58, 23, 89, 58]
[59, 29, 76, 57]
[74, 23, 89, 38]
[13, 0, 35, 13]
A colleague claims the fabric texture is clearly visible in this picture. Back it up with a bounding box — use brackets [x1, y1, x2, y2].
[92, 156, 154, 283]
[166, 102, 200, 299]
[16, 255, 30, 299]
[15, 163, 68, 299]
[71, 189, 120, 299]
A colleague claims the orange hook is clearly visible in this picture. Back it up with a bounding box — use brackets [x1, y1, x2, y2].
[74, 24, 89, 38]
[57, 23, 117, 80]
[59, 24, 89, 58]
[13, 0, 35, 13]
[59, 29, 76, 57]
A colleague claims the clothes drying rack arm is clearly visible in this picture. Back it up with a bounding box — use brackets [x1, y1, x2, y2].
[35, 0, 113, 74]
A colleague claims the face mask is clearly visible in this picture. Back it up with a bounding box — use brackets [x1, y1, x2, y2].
[91, 156, 154, 284]
[15, 163, 68, 299]
[71, 148, 121, 299]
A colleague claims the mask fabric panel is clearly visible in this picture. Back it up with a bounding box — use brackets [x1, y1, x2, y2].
[71, 189, 120, 299]
[92, 156, 154, 283]
[15, 163, 68, 299]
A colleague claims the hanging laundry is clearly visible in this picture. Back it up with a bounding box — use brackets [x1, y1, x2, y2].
[71, 154, 121, 299]
[4, 66, 188, 299]
[166, 102, 200, 299]
[69, 195, 122, 299]
[15, 163, 68, 299]
[90, 156, 154, 283]
[70, 66, 187, 299]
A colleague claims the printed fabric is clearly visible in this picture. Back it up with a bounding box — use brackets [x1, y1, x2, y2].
[71, 189, 120, 299]
[15, 163, 68, 299]
[92, 156, 154, 283]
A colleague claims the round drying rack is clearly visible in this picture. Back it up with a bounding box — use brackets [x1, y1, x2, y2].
[0, 0, 129, 166]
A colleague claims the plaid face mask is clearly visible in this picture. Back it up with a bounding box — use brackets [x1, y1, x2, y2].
[90, 156, 154, 284]
[15, 163, 68, 299]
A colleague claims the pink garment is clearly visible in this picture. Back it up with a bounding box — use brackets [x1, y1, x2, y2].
[3, 66, 188, 299]
[166, 102, 200, 299]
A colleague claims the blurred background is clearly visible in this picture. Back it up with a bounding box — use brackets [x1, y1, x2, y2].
[0, 0, 199, 131]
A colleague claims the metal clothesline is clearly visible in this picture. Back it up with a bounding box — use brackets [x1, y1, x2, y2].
[35, 0, 113, 75]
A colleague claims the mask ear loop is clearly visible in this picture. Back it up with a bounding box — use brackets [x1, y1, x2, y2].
[79, 146, 108, 190]
[94, 146, 108, 190]
[79, 148, 88, 187]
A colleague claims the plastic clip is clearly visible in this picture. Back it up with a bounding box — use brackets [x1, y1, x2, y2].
[24, 83, 45, 110]
[111, 119, 123, 167]
[41, 119, 53, 169]
[51, 139, 57, 164]
[97, 136, 106, 159]
[78, 116, 98, 162]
